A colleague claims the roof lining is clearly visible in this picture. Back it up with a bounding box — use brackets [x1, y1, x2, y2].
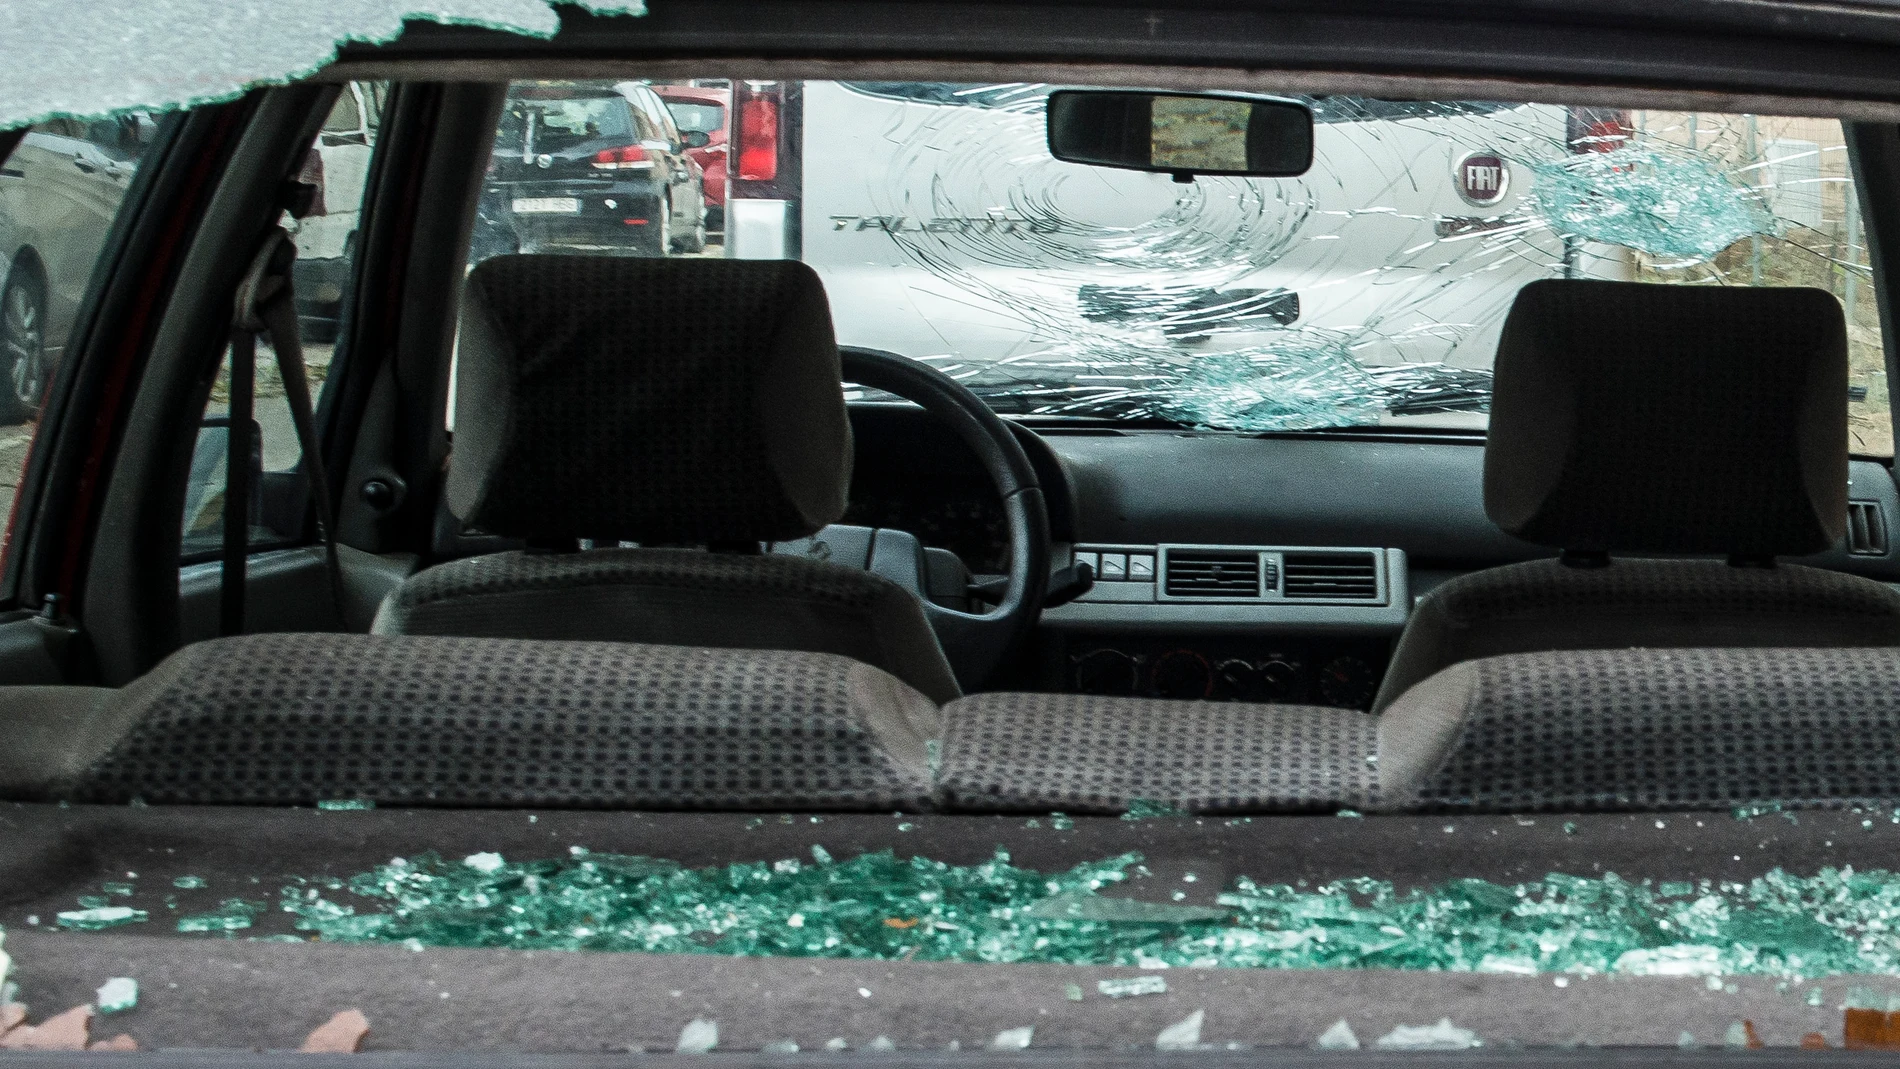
[315, 57, 1900, 122]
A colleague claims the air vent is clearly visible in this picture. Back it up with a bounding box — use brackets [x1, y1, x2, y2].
[1164, 551, 1261, 598]
[1282, 551, 1379, 600]
[1849, 500, 1889, 556]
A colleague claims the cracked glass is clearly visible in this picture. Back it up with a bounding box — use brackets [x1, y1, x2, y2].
[469, 82, 1891, 456]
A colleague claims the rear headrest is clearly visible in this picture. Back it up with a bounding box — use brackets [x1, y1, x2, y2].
[1484, 279, 1848, 556]
[448, 256, 853, 544]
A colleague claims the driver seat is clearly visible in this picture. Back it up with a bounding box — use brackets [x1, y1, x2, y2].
[374, 255, 962, 704]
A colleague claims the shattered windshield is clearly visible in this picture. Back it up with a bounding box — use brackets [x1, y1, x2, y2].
[794, 84, 1889, 452]
[470, 80, 1889, 452]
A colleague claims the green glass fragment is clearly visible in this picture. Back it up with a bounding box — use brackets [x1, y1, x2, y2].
[1098, 975, 1168, 997]
[1121, 799, 1187, 820]
[1024, 891, 1227, 923]
[94, 977, 137, 1014]
[40, 847, 1888, 979]
[172, 875, 207, 890]
[317, 798, 376, 811]
[176, 898, 265, 933]
[101, 881, 135, 897]
[57, 906, 147, 930]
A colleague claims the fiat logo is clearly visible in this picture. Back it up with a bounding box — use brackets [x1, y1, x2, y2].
[1455, 152, 1509, 207]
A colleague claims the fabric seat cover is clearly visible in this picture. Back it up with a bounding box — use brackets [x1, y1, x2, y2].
[377, 256, 960, 703]
[1373, 279, 1900, 711]
[6, 633, 942, 810]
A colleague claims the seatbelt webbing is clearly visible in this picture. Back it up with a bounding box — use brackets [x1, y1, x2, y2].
[220, 227, 344, 636]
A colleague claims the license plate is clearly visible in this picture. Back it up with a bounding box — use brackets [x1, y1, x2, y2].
[512, 197, 581, 214]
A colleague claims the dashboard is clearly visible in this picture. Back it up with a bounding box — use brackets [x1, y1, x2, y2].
[845, 405, 1900, 710]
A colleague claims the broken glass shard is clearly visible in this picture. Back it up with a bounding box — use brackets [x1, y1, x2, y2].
[1155, 1010, 1204, 1051]
[94, 978, 137, 1014]
[1121, 799, 1188, 820]
[1315, 1020, 1361, 1050]
[176, 899, 265, 933]
[55, 907, 146, 930]
[988, 1026, 1033, 1051]
[316, 799, 376, 811]
[1023, 891, 1227, 923]
[1097, 975, 1168, 998]
[1374, 1018, 1481, 1050]
[676, 1019, 717, 1054]
[2, 0, 649, 133]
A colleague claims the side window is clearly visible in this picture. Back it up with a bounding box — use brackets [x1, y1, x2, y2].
[178, 83, 386, 559]
[628, 102, 661, 145]
[643, 91, 683, 146]
[0, 111, 160, 568]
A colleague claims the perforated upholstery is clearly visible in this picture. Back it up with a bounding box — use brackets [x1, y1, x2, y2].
[396, 256, 961, 701]
[451, 256, 852, 544]
[937, 692, 1379, 814]
[1380, 279, 1878, 706]
[1378, 647, 1900, 812]
[1374, 558, 1900, 711]
[375, 548, 962, 704]
[54, 634, 942, 810]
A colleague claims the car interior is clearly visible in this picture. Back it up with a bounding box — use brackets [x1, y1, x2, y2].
[12, 0, 1900, 1059]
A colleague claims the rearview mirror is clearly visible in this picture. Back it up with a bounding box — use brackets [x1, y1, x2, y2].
[1046, 90, 1313, 179]
[681, 130, 712, 149]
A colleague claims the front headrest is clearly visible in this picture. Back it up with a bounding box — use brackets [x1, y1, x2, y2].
[448, 256, 853, 544]
[1484, 279, 1848, 556]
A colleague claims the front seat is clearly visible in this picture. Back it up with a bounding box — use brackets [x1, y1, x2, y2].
[1372, 278, 1900, 712]
[374, 255, 962, 704]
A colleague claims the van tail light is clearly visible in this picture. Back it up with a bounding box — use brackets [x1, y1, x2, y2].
[591, 145, 656, 170]
[1566, 107, 1633, 154]
[296, 147, 327, 216]
[736, 95, 780, 181]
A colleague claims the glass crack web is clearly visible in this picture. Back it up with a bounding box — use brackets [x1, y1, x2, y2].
[208, 848, 1900, 977]
[838, 88, 1843, 434]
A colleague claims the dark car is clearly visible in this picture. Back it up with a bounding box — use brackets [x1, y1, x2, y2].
[655, 83, 730, 233]
[478, 81, 706, 257]
[0, 114, 152, 423]
[21, 0, 1900, 1062]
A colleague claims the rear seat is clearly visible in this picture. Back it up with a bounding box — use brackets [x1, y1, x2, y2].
[8, 636, 1900, 815]
[939, 646, 1900, 814]
[0, 633, 940, 811]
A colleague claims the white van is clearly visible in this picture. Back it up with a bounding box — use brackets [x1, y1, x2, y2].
[724, 81, 1634, 430]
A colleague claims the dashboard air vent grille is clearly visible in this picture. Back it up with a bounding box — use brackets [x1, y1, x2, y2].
[1849, 500, 1889, 556]
[1282, 551, 1379, 600]
[1164, 551, 1260, 598]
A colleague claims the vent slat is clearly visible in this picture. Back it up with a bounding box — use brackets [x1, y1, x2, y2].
[1849, 500, 1889, 556]
[1282, 551, 1378, 600]
[1164, 551, 1260, 598]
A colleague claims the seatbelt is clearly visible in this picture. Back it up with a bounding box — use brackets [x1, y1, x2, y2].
[220, 226, 344, 635]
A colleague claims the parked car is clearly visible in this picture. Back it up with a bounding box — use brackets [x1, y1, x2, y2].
[287, 81, 384, 343]
[477, 81, 707, 258]
[0, 113, 153, 422]
[655, 83, 731, 234]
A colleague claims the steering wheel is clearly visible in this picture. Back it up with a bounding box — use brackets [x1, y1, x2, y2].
[838, 347, 1050, 693]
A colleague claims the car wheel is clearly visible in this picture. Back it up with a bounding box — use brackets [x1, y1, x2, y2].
[0, 270, 48, 424]
[675, 215, 708, 255]
[648, 198, 673, 258]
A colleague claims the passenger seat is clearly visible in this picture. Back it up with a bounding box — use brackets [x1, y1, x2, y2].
[1372, 279, 1900, 712]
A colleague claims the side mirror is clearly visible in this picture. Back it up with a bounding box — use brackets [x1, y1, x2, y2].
[1046, 90, 1313, 180]
[681, 130, 712, 149]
